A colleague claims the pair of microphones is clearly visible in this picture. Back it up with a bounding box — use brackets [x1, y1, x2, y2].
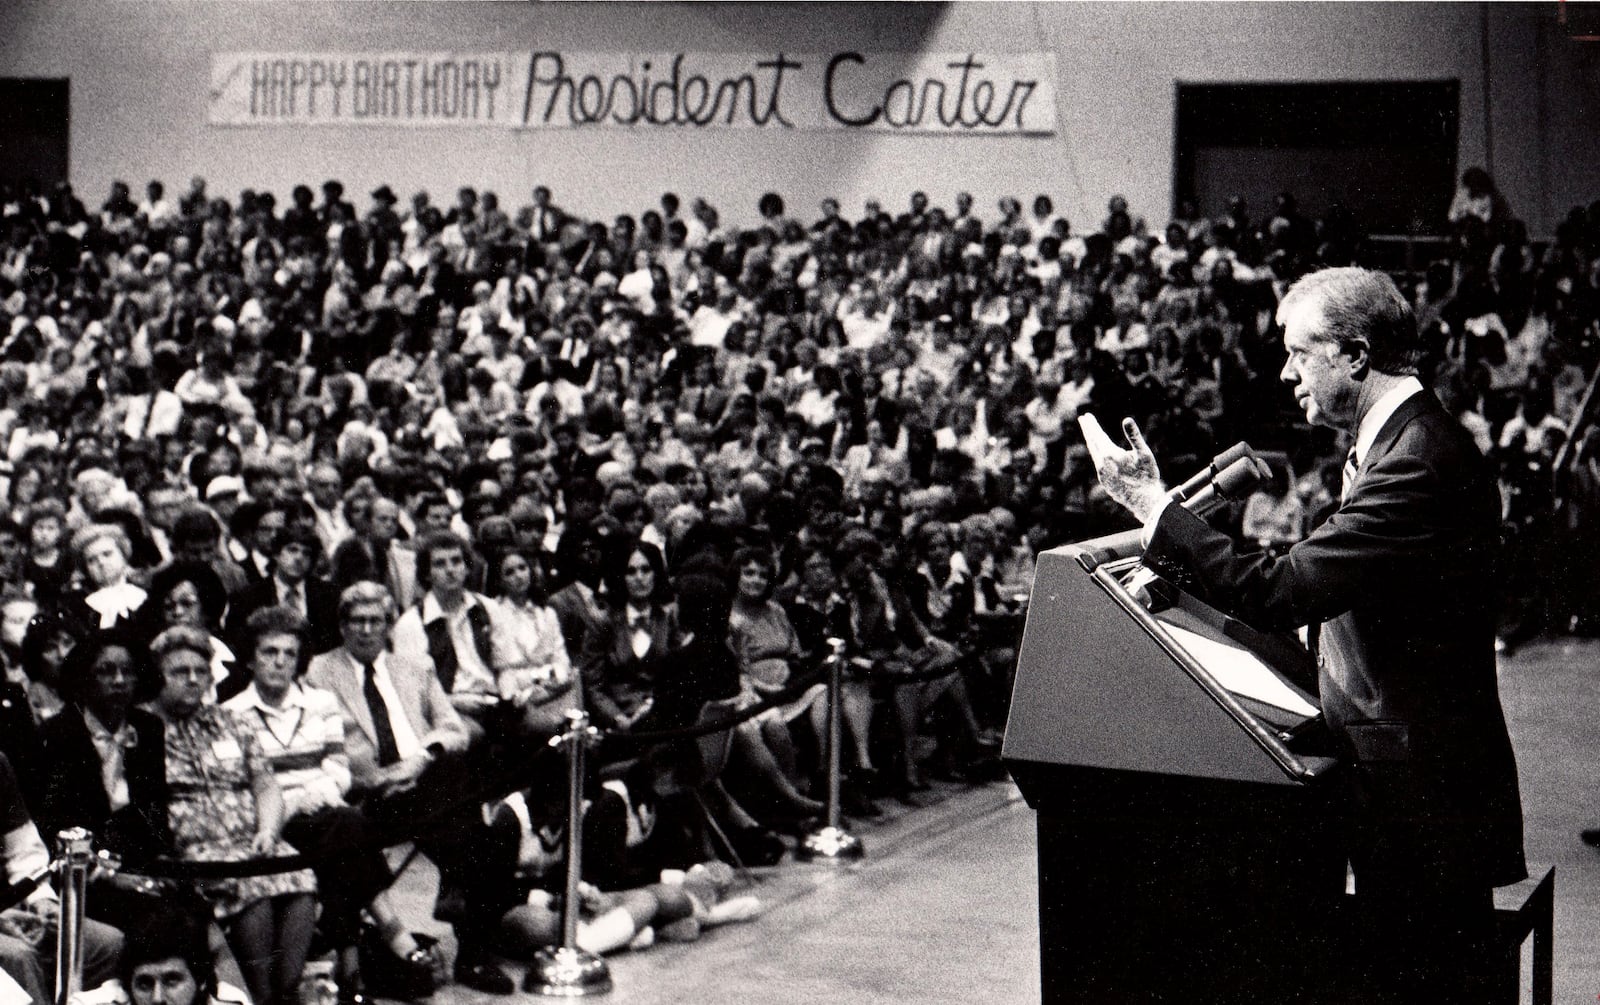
[1167, 442, 1271, 516]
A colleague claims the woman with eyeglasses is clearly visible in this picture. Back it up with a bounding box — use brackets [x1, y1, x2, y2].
[39, 633, 175, 925]
[150, 625, 317, 1005]
[141, 561, 236, 703]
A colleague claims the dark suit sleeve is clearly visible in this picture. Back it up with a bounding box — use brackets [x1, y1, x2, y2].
[580, 617, 628, 729]
[1147, 423, 1492, 633]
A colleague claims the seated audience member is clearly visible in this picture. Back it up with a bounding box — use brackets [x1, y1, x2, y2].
[223, 606, 424, 1002]
[483, 546, 578, 734]
[725, 547, 828, 813]
[328, 497, 417, 609]
[18, 607, 89, 728]
[225, 525, 341, 659]
[546, 525, 610, 660]
[1240, 462, 1307, 554]
[65, 523, 149, 631]
[148, 625, 318, 1005]
[166, 507, 252, 599]
[39, 634, 171, 895]
[0, 751, 125, 1005]
[21, 499, 71, 607]
[782, 546, 879, 817]
[901, 522, 999, 781]
[99, 910, 251, 1005]
[306, 582, 520, 996]
[580, 541, 680, 735]
[142, 561, 237, 703]
[390, 532, 519, 736]
[651, 569, 787, 865]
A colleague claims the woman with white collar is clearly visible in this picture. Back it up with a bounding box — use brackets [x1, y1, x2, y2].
[67, 524, 148, 631]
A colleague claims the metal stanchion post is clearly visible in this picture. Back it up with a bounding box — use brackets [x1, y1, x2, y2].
[54, 828, 95, 1005]
[526, 709, 612, 997]
[798, 638, 864, 863]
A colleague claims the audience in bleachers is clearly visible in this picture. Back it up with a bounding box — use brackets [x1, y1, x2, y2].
[0, 163, 1597, 1000]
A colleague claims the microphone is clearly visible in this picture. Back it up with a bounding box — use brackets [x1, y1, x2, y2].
[1168, 442, 1253, 503]
[1183, 455, 1272, 516]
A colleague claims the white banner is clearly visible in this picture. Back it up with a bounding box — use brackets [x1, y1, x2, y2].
[210, 51, 1058, 134]
[209, 52, 528, 127]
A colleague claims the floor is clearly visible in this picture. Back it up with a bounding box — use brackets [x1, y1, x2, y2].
[385, 634, 1600, 1005]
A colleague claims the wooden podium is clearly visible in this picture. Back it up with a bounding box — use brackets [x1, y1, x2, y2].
[1002, 531, 1348, 1004]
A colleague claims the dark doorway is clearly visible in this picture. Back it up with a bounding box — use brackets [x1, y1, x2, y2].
[0, 79, 70, 192]
[1174, 81, 1459, 235]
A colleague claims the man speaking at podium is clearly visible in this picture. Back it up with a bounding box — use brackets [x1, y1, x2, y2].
[1090, 266, 1524, 1003]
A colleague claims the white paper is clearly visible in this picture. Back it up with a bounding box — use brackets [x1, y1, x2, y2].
[1157, 620, 1319, 717]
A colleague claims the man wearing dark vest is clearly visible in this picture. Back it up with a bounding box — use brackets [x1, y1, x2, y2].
[390, 531, 514, 739]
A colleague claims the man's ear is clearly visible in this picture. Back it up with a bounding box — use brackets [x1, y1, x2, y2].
[1346, 340, 1371, 381]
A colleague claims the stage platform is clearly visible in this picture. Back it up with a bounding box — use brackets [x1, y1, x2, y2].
[390, 634, 1600, 1004]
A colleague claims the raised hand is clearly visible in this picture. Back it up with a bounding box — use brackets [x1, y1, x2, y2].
[1088, 416, 1169, 522]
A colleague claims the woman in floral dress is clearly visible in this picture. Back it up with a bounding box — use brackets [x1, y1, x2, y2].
[149, 625, 317, 1005]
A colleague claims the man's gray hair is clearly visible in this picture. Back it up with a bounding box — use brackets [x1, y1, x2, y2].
[1278, 266, 1422, 377]
[338, 580, 394, 623]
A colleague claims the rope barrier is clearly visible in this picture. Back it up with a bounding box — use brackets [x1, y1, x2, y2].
[596, 648, 970, 745]
[99, 646, 973, 882]
[120, 740, 563, 881]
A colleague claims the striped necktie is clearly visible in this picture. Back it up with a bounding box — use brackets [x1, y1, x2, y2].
[1340, 445, 1359, 504]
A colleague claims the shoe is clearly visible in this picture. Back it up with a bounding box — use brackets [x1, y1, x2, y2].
[453, 959, 513, 996]
[728, 826, 787, 867]
[851, 765, 884, 797]
[842, 787, 882, 819]
[358, 928, 437, 1000]
[1581, 829, 1600, 848]
[892, 784, 935, 808]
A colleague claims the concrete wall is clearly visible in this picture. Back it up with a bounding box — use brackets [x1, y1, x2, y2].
[0, 1, 1594, 233]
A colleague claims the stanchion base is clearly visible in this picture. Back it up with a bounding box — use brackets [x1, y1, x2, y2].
[797, 825, 865, 862]
[525, 947, 613, 997]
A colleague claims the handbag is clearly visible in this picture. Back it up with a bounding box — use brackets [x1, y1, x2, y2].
[356, 923, 442, 1001]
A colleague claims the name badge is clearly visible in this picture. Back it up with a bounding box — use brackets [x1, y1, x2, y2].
[212, 737, 243, 761]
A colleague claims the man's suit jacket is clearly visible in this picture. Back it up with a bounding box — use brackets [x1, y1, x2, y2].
[548, 582, 609, 664]
[304, 647, 470, 794]
[224, 576, 342, 657]
[1145, 389, 1525, 887]
[330, 538, 418, 610]
[37, 706, 170, 864]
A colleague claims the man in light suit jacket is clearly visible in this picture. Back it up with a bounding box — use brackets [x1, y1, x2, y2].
[1093, 267, 1524, 1005]
[306, 581, 515, 995]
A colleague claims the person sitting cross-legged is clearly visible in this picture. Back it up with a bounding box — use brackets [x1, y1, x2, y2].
[305, 582, 521, 996]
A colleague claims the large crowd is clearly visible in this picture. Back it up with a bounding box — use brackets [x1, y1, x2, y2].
[0, 164, 1596, 1005]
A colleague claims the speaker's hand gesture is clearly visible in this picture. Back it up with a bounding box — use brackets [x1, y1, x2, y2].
[1083, 415, 1168, 522]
